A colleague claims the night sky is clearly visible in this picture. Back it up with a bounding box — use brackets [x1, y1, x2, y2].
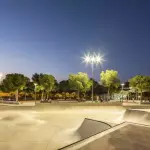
[0, 0, 150, 82]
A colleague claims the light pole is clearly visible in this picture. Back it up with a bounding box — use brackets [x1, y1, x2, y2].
[121, 83, 124, 102]
[34, 83, 37, 104]
[82, 52, 103, 102]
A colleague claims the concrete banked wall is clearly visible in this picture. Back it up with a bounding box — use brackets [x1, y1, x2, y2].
[76, 118, 111, 139]
[59, 118, 112, 150]
[123, 109, 150, 125]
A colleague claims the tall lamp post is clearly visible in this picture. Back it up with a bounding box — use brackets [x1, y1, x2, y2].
[34, 83, 37, 104]
[82, 52, 103, 102]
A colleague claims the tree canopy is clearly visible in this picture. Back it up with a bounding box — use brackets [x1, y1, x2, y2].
[59, 80, 70, 92]
[69, 72, 92, 98]
[129, 75, 150, 100]
[100, 70, 120, 96]
[89, 78, 107, 95]
[1, 73, 28, 101]
[39, 74, 56, 99]
[0, 71, 149, 101]
[25, 81, 35, 93]
[39, 74, 55, 92]
[32, 73, 44, 85]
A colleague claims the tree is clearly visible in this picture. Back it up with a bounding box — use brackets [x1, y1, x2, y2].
[53, 79, 59, 92]
[32, 73, 43, 85]
[20, 77, 30, 100]
[59, 80, 70, 92]
[32, 73, 45, 100]
[26, 81, 35, 93]
[23, 81, 35, 100]
[39, 74, 55, 99]
[58, 80, 70, 100]
[68, 72, 92, 99]
[1, 73, 28, 101]
[89, 78, 107, 95]
[129, 75, 150, 101]
[100, 70, 120, 97]
[32, 73, 57, 100]
[144, 76, 150, 92]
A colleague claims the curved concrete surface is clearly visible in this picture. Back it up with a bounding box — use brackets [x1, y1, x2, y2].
[77, 123, 150, 150]
[0, 106, 124, 150]
[59, 122, 127, 150]
[59, 109, 150, 150]
[76, 118, 111, 139]
[59, 118, 112, 150]
[123, 109, 150, 125]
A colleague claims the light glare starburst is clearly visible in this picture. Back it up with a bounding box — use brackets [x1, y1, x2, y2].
[82, 52, 104, 66]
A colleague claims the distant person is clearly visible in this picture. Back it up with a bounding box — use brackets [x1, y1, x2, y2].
[100, 97, 103, 102]
[132, 98, 135, 102]
[48, 99, 51, 103]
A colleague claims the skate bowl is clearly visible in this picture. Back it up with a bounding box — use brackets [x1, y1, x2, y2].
[59, 109, 150, 150]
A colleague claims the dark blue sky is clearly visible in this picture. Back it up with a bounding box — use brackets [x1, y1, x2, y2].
[0, 0, 150, 81]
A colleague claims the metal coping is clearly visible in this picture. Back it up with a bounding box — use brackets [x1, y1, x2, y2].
[83, 118, 112, 128]
[58, 120, 125, 150]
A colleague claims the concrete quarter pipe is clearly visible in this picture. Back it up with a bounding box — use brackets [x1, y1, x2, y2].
[123, 109, 150, 125]
[76, 118, 112, 139]
[59, 118, 112, 150]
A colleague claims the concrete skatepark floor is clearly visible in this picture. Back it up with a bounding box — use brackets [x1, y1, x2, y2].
[1, 105, 150, 150]
[59, 109, 150, 150]
[0, 106, 125, 150]
[77, 123, 150, 150]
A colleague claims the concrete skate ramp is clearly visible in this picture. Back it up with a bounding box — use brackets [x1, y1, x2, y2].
[75, 123, 150, 150]
[123, 109, 150, 125]
[59, 118, 112, 150]
[59, 110, 150, 150]
[58, 122, 126, 150]
[59, 122, 150, 150]
[76, 118, 112, 139]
